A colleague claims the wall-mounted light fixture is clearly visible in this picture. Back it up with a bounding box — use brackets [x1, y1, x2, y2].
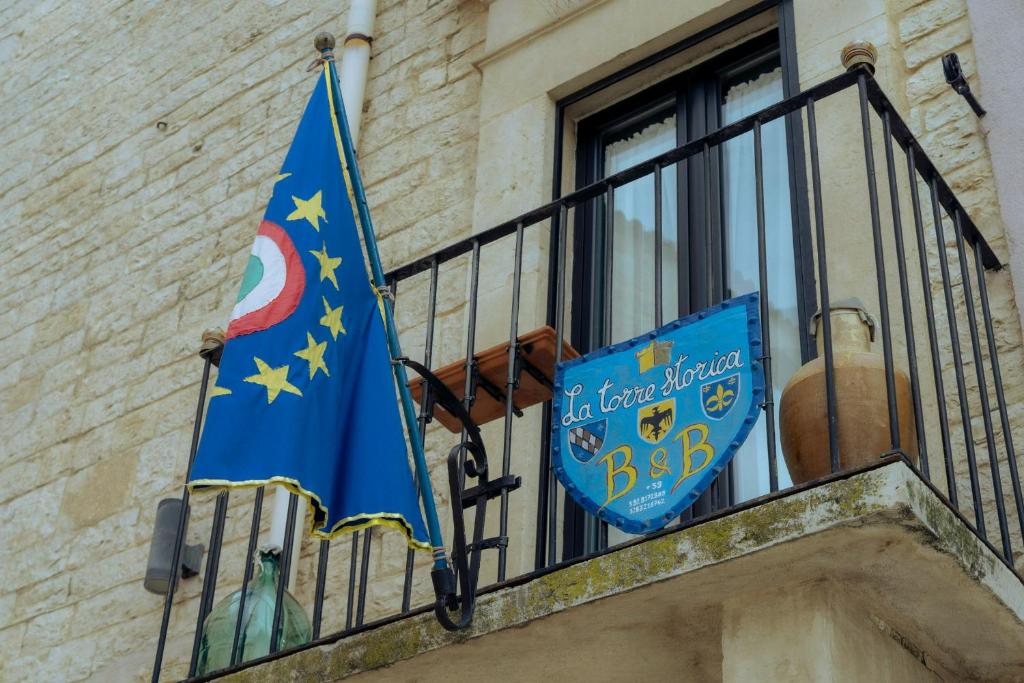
[144, 498, 204, 595]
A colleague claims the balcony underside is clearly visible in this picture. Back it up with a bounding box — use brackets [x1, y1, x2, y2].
[215, 461, 1024, 682]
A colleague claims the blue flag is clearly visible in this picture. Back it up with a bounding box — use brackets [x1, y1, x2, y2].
[187, 69, 430, 550]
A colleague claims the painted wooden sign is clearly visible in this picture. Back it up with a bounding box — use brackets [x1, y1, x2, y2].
[552, 293, 765, 534]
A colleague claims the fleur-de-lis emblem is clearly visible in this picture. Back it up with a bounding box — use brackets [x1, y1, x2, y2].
[705, 384, 735, 413]
[701, 373, 741, 421]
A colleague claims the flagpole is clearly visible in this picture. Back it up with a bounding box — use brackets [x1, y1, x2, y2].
[316, 34, 450, 573]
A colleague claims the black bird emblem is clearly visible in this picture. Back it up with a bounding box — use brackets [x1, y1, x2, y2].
[640, 405, 674, 441]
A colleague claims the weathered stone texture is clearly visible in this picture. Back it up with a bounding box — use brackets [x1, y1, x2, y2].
[0, 0, 485, 680]
[893, 0, 1024, 550]
[2, 0, 1022, 681]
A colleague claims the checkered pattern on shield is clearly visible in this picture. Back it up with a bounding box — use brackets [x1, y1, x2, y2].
[569, 427, 602, 454]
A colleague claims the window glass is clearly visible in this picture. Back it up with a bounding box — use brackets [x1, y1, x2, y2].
[604, 113, 679, 344]
[721, 66, 796, 499]
[569, 37, 803, 557]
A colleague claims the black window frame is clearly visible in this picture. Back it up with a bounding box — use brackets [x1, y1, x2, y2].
[572, 32, 787, 350]
[549, 3, 813, 562]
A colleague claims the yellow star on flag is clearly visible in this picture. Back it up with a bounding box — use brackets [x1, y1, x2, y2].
[274, 172, 291, 183]
[294, 332, 330, 380]
[244, 357, 303, 404]
[209, 384, 232, 398]
[287, 190, 327, 231]
[319, 296, 346, 340]
[310, 242, 342, 289]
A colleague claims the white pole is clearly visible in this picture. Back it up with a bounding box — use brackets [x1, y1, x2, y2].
[340, 0, 377, 149]
[267, 487, 295, 551]
[266, 0, 379, 584]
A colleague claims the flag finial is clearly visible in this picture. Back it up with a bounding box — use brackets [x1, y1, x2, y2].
[314, 32, 336, 52]
[309, 32, 337, 71]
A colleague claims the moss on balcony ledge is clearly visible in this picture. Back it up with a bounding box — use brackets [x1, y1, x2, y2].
[216, 462, 1024, 682]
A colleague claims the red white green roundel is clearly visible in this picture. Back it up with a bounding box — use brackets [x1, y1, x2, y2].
[227, 221, 305, 339]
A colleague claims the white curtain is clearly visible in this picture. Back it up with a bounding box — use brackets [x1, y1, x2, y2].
[603, 115, 677, 547]
[721, 67, 798, 500]
[596, 69, 800, 546]
[606, 115, 679, 344]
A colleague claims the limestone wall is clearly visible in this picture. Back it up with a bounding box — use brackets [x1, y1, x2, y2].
[0, 0, 486, 680]
[899, 0, 1024, 564]
[794, 0, 1024, 556]
[1, 0, 1022, 681]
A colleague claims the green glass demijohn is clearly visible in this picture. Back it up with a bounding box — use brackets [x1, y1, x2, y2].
[196, 549, 311, 675]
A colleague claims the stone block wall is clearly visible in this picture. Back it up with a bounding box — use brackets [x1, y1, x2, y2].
[0, 0, 486, 680]
[794, 0, 1024, 556]
[881, 0, 1024, 554]
[1, 0, 1022, 681]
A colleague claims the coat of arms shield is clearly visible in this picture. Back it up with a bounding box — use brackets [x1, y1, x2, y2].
[551, 293, 764, 534]
[701, 374, 740, 420]
[567, 420, 607, 463]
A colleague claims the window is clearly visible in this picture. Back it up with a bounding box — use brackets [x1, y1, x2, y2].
[564, 31, 806, 556]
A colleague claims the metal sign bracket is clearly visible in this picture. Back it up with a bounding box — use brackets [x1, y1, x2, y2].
[402, 359, 522, 630]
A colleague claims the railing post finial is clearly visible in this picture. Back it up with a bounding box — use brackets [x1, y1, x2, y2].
[200, 328, 226, 367]
[842, 41, 877, 74]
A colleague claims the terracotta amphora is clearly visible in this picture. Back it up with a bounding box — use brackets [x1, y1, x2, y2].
[779, 300, 917, 484]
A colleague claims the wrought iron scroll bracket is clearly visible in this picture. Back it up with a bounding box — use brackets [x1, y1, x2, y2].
[401, 359, 521, 631]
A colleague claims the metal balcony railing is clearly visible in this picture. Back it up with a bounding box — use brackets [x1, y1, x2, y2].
[153, 68, 1022, 681]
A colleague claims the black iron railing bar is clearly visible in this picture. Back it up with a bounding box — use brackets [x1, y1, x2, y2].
[753, 121, 779, 492]
[354, 276, 398, 622]
[805, 97, 840, 474]
[861, 77, 998, 269]
[972, 243, 1024, 546]
[880, 109, 929, 479]
[311, 537, 329, 639]
[230, 487, 266, 663]
[403, 257, 440, 612]
[702, 142, 721, 517]
[654, 164, 664, 327]
[953, 209, 1010, 559]
[355, 529, 372, 625]
[930, 179, 982, 530]
[459, 240, 482, 488]
[152, 353, 213, 682]
[906, 154, 956, 502]
[857, 73, 901, 453]
[704, 141, 717, 307]
[269, 492, 299, 653]
[543, 205, 570, 568]
[537, 421, 555, 569]
[189, 490, 229, 676]
[498, 222, 526, 582]
[599, 192, 614, 556]
[345, 533, 358, 629]
[701, 142, 713, 308]
[603, 186, 615, 344]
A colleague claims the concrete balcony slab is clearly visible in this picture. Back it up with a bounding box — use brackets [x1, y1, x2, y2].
[216, 460, 1024, 682]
